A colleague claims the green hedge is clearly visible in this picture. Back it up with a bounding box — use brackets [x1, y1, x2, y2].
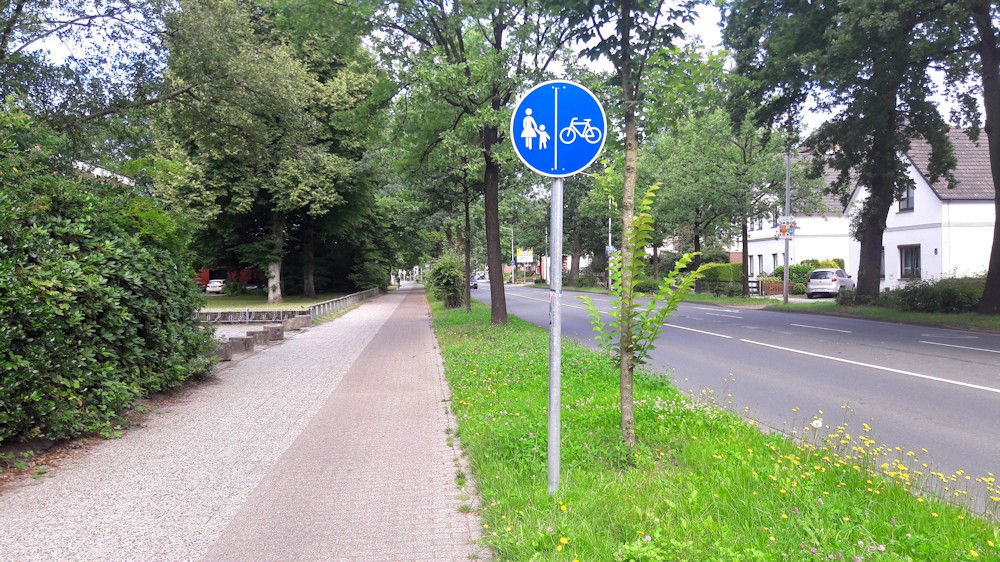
[771, 263, 814, 285]
[880, 278, 985, 313]
[0, 111, 214, 445]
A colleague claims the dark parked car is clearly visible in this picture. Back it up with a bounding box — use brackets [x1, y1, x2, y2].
[470, 276, 478, 289]
[244, 280, 262, 291]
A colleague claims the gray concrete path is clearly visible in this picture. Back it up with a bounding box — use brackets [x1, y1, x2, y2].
[0, 285, 485, 561]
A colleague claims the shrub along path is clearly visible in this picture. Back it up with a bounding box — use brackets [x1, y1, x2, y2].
[0, 285, 485, 561]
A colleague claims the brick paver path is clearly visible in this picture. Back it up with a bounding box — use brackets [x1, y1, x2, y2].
[0, 285, 485, 561]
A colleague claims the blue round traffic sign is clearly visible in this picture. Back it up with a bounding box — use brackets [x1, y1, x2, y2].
[510, 80, 607, 178]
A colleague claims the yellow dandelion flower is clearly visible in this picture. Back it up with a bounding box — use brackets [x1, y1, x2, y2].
[560, 504, 567, 512]
[931, 512, 939, 517]
[970, 550, 978, 558]
[556, 545, 563, 552]
[560, 537, 569, 544]
[842, 516, 851, 521]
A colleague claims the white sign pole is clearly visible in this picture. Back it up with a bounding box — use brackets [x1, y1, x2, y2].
[548, 177, 563, 494]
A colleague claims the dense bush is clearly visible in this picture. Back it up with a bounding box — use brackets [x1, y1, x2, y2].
[880, 278, 984, 313]
[699, 247, 730, 264]
[771, 263, 814, 285]
[0, 110, 214, 445]
[425, 254, 465, 308]
[799, 258, 844, 270]
[700, 263, 743, 282]
[634, 276, 661, 293]
[696, 263, 744, 295]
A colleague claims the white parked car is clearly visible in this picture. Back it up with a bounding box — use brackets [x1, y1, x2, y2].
[805, 268, 855, 299]
[205, 279, 226, 294]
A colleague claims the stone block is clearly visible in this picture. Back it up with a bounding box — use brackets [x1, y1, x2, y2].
[230, 336, 254, 353]
[247, 330, 269, 345]
[264, 324, 284, 341]
[213, 340, 233, 361]
[295, 315, 313, 329]
[282, 318, 299, 331]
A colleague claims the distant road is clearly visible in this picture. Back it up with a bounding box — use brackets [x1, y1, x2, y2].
[473, 282, 1000, 505]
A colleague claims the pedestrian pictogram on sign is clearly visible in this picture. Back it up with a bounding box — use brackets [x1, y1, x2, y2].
[510, 80, 607, 178]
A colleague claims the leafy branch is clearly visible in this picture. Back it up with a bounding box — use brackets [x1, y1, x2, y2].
[581, 182, 703, 366]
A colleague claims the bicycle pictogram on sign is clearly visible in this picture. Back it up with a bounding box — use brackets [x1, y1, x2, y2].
[559, 118, 602, 145]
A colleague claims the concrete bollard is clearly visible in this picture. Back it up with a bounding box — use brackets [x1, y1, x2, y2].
[295, 315, 313, 329]
[230, 336, 254, 354]
[213, 340, 233, 361]
[282, 317, 299, 331]
[264, 324, 284, 341]
[247, 330, 269, 345]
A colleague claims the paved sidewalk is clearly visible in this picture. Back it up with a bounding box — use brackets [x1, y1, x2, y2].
[0, 285, 485, 561]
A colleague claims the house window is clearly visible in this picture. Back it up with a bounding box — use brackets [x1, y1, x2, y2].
[749, 218, 755, 231]
[749, 257, 755, 277]
[772, 210, 779, 228]
[758, 216, 764, 230]
[772, 253, 778, 271]
[758, 254, 764, 275]
[880, 247, 885, 278]
[900, 245, 920, 278]
[898, 184, 914, 211]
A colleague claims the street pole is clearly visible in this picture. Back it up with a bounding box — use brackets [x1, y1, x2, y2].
[548, 177, 563, 494]
[501, 226, 514, 284]
[783, 151, 791, 305]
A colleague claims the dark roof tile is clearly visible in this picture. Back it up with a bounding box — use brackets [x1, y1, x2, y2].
[907, 129, 995, 200]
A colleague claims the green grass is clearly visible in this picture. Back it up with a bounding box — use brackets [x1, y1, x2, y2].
[432, 302, 1000, 561]
[199, 292, 345, 311]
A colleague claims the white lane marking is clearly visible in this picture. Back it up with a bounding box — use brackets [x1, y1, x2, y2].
[665, 325, 732, 339]
[741, 339, 1000, 394]
[508, 291, 591, 311]
[706, 312, 743, 319]
[693, 306, 740, 313]
[791, 323, 852, 334]
[920, 341, 1000, 355]
[920, 333, 978, 340]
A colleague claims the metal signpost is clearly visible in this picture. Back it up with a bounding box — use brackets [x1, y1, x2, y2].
[510, 80, 607, 494]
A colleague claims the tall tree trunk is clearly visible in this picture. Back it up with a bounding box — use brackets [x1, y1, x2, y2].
[569, 230, 581, 285]
[855, 84, 900, 300]
[302, 216, 316, 299]
[741, 220, 750, 296]
[618, 0, 638, 448]
[483, 123, 507, 324]
[268, 210, 285, 305]
[971, 1, 1000, 314]
[464, 187, 472, 313]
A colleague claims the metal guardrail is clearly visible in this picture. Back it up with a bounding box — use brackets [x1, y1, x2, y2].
[308, 288, 380, 322]
[195, 310, 304, 323]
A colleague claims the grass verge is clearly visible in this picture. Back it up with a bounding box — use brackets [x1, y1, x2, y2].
[432, 302, 999, 561]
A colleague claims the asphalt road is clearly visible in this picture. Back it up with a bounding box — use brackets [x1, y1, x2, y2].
[473, 281, 1000, 507]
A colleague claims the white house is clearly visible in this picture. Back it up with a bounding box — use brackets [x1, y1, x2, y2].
[734, 129, 996, 288]
[740, 188, 852, 279]
[847, 129, 996, 290]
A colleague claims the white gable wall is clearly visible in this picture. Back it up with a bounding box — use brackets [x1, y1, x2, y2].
[741, 214, 852, 277]
[848, 162, 995, 289]
[940, 200, 995, 278]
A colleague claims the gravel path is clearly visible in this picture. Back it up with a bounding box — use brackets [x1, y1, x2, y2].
[0, 285, 484, 561]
